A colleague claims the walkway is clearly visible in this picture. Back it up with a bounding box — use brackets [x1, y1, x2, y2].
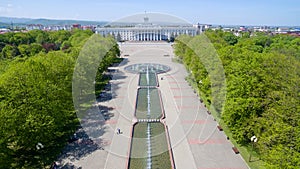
[58, 42, 249, 169]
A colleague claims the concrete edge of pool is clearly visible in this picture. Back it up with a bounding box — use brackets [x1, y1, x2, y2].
[127, 63, 175, 169]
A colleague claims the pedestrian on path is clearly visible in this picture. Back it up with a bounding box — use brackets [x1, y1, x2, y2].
[50, 162, 57, 169]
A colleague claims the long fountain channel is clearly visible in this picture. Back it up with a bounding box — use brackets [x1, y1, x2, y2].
[127, 63, 174, 169]
[146, 65, 152, 169]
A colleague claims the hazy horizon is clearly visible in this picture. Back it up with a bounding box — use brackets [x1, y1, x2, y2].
[0, 0, 300, 26]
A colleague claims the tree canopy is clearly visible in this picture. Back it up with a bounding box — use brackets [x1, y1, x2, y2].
[174, 31, 300, 168]
[0, 30, 121, 168]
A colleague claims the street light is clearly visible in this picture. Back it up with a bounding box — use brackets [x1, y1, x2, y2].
[36, 142, 44, 150]
[249, 135, 258, 162]
[36, 142, 45, 167]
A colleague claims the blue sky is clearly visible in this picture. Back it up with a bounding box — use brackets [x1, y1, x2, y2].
[0, 0, 299, 26]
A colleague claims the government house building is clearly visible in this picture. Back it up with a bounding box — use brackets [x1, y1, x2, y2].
[96, 15, 203, 41]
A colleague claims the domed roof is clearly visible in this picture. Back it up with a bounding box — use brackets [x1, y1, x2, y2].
[107, 12, 192, 27]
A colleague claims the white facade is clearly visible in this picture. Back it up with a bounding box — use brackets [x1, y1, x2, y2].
[96, 24, 200, 41]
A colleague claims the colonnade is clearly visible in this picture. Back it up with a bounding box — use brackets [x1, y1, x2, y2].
[96, 27, 199, 41]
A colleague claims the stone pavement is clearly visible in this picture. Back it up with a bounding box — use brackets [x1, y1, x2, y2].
[58, 42, 249, 169]
[158, 62, 249, 169]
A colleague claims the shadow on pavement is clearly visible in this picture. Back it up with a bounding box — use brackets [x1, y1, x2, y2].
[96, 71, 127, 102]
[60, 162, 82, 169]
[56, 60, 129, 168]
[56, 128, 102, 168]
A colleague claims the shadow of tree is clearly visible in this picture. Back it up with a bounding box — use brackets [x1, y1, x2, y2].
[56, 58, 129, 168]
[60, 162, 82, 169]
[57, 128, 102, 166]
[96, 70, 128, 102]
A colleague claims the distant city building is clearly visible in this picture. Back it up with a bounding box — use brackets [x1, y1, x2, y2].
[96, 16, 202, 41]
[82, 25, 95, 31]
[222, 27, 234, 32]
[239, 26, 247, 31]
[25, 24, 73, 31]
[26, 24, 44, 31]
[276, 27, 290, 34]
[253, 26, 272, 32]
[0, 28, 10, 34]
[72, 24, 82, 29]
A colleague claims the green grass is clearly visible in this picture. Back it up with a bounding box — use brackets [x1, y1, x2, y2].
[139, 73, 158, 87]
[128, 123, 172, 169]
[136, 88, 162, 119]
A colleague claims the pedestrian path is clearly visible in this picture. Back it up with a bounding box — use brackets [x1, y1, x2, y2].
[57, 42, 249, 169]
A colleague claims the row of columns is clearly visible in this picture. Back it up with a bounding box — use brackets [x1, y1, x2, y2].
[97, 29, 198, 41]
[135, 32, 163, 41]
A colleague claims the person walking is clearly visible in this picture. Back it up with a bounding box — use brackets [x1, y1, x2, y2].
[50, 162, 57, 169]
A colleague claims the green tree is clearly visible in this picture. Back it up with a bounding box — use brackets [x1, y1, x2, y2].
[9, 33, 33, 46]
[1, 45, 20, 59]
[0, 51, 78, 168]
[18, 44, 31, 57]
[0, 30, 121, 168]
[223, 32, 238, 45]
[174, 30, 300, 168]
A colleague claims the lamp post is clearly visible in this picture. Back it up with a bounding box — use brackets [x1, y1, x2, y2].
[36, 142, 45, 167]
[249, 135, 258, 162]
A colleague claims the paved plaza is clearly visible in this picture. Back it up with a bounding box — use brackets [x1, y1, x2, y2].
[58, 42, 249, 169]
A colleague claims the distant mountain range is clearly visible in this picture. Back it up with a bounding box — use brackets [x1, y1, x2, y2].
[0, 16, 107, 28]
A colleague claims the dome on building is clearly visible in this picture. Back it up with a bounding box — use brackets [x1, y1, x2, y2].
[108, 12, 192, 27]
[96, 12, 202, 42]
